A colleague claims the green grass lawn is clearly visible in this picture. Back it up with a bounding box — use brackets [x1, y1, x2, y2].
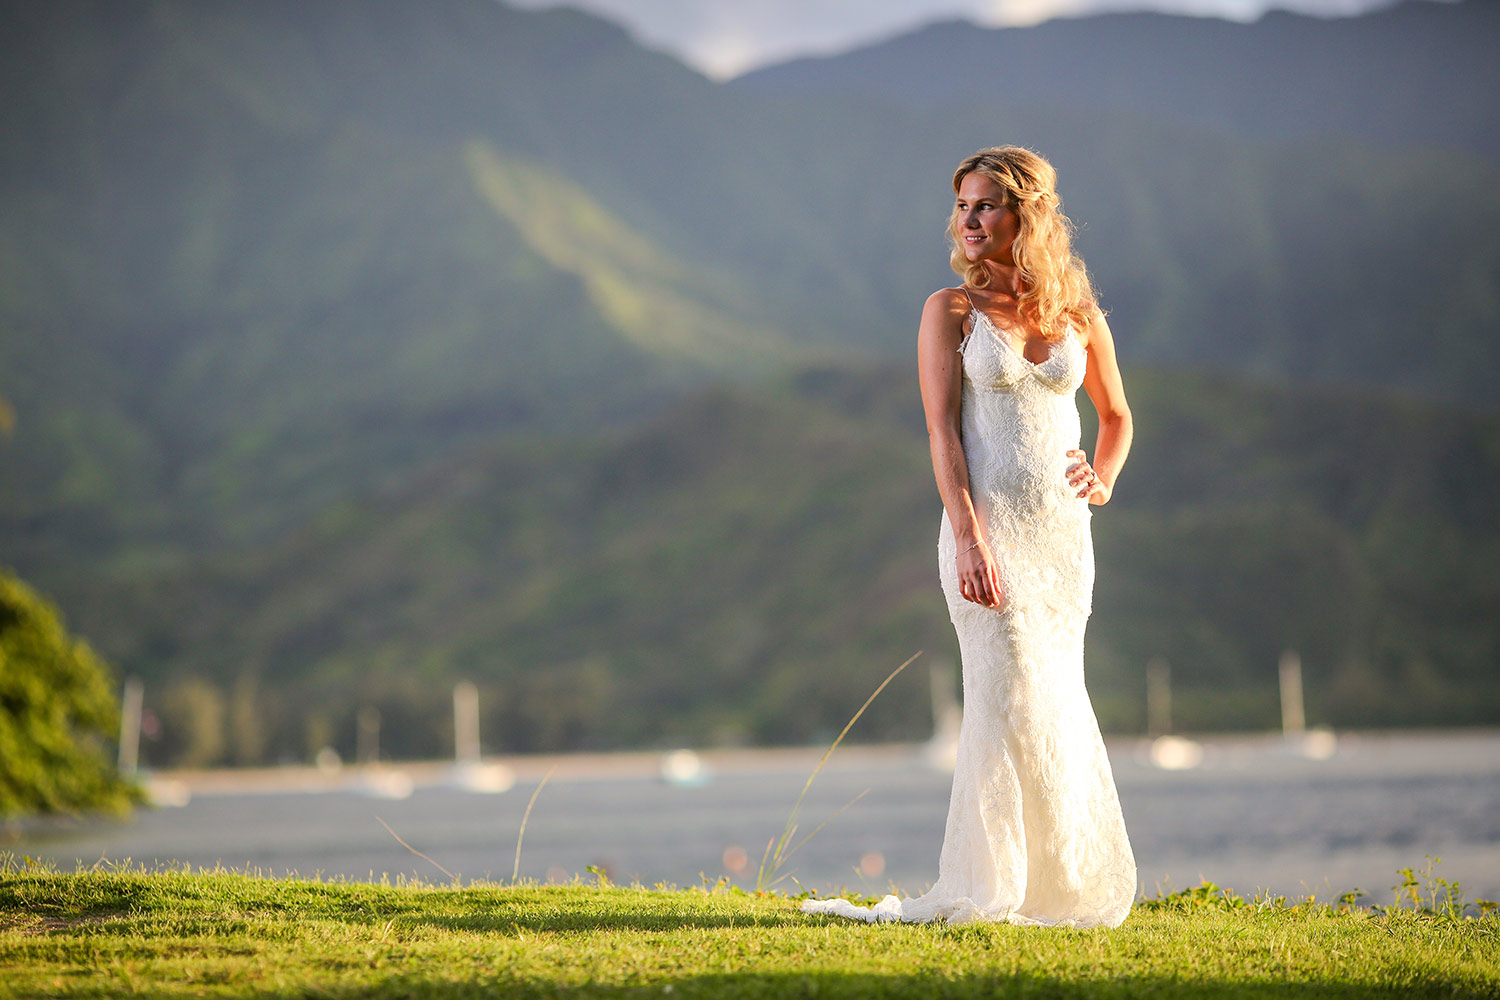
[1, 860, 1496, 999]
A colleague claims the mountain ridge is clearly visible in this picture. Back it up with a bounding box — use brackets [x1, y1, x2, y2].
[734, 0, 1498, 162]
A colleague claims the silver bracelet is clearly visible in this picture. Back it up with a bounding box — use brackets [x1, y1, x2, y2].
[957, 540, 982, 558]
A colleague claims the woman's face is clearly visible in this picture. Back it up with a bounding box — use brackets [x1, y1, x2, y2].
[955, 172, 1018, 265]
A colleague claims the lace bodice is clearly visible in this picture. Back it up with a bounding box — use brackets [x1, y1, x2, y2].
[959, 310, 1086, 496]
[958, 308, 1086, 393]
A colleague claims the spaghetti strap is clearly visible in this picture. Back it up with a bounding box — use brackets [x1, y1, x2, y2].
[957, 286, 977, 354]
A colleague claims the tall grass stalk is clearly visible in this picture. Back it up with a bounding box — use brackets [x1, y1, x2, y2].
[772, 788, 869, 876]
[513, 763, 558, 883]
[375, 816, 456, 881]
[756, 651, 921, 891]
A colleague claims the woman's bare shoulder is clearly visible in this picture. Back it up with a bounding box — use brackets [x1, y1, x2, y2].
[927, 285, 971, 310]
[923, 286, 972, 322]
[1074, 302, 1110, 351]
[920, 287, 973, 345]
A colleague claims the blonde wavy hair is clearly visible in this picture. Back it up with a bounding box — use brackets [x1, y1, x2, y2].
[948, 146, 1099, 342]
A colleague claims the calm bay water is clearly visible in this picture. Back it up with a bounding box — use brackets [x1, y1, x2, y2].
[14, 730, 1500, 904]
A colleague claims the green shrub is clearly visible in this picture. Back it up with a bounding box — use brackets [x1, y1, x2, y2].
[0, 571, 140, 817]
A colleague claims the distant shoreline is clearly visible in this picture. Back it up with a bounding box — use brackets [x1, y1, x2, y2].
[126, 725, 1500, 796]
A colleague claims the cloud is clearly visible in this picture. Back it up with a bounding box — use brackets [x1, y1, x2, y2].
[693, 31, 763, 80]
[979, 0, 1084, 27]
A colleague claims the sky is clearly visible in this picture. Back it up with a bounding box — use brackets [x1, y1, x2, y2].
[507, 0, 1420, 79]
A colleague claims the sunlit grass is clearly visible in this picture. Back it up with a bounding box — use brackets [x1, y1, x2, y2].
[1, 856, 1496, 999]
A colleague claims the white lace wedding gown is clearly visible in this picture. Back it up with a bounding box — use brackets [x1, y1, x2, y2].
[802, 304, 1137, 927]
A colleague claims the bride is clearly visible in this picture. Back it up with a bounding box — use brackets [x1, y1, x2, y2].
[803, 146, 1137, 927]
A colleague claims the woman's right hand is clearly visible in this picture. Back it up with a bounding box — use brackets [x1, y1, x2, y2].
[958, 538, 1005, 610]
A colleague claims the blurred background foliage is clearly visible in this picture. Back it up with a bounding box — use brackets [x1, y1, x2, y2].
[0, 0, 1496, 768]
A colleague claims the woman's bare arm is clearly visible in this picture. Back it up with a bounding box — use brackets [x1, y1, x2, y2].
[1072, 310, 1133, 504]
[918, 288, 1003, 608]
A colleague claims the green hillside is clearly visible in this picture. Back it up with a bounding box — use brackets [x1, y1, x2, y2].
[0, 0, 809, 565]
[55, 367, 1499, 765]
[1, 0, 1496, 764]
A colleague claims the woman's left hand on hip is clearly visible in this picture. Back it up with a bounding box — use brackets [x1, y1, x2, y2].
[1065, 449, 1111, 505]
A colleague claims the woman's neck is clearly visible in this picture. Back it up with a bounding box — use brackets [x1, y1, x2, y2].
[977, 260, 1023, 297]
